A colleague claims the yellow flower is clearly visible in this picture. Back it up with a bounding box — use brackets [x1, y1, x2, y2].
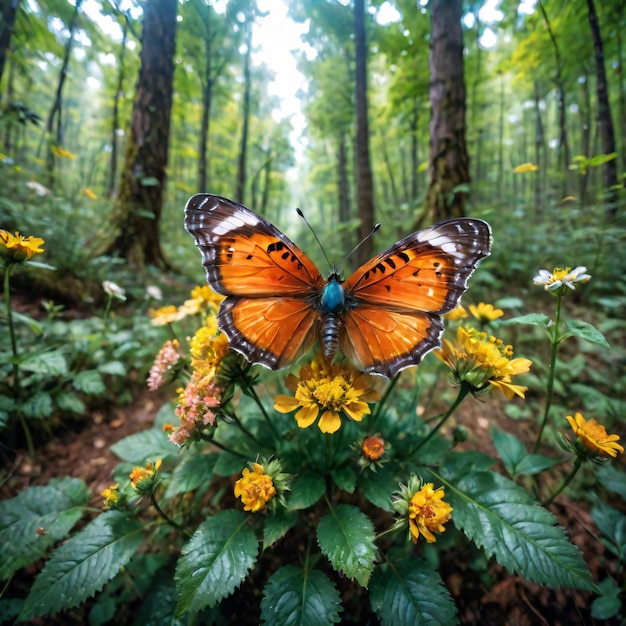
[408, 483, 453, 543]
[0, 230, 45, 262]
[444, 305, 467, 321]
[436, 326, 532, 400]
[129, 459, 162, 491]
[81, 188, 98, 200]
[565, 412, 623, 459]
[101, 483, 122, 509]
[234, 462, 277, 512]
[468, 302, 503, 323]
[533, 266, 591, 294]
[178, 285, 224, 318]
[392, 477, 452, 543]
[362, 435, 386, 462]
[189, 320, 229, 378]
[274, 356, 380, 434]
[149, 305, 184, 326]
[51, 145, 76, 160]
[513, 162, 538, 173]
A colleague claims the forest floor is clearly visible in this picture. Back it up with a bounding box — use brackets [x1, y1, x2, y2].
[1, 298, 621, 626]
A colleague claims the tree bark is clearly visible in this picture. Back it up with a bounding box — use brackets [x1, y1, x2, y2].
[0, 0, 19, 86]
[586, 0, 619, 217]
[426, 0, 469, 222]
[354, 0, 375, 265]
[102, 0, 177, 269]
[236, 25, 253, 205]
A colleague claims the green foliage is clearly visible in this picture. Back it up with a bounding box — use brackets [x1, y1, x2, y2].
[261, 565, 342, 625]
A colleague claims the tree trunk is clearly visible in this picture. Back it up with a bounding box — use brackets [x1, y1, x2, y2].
[107, 16, 128, 198]
[0, 0, 19, 86]
[353, 0, 375, 265]
[102, 0, 177, 269]
[410, 97, 419, 202]
[533, 82, 545, 211]
[426, 0, 469, 222]
[43, 0, 81, 189]
[586, 0, 619, 217]
[236, 26, 253, 205]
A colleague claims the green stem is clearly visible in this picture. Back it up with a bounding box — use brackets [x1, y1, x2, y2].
[150, 491, 190, 537]
[410, 383, 471, 456]
[534, 294, 562, 452]
[229, 411, 265, 448]
[246, 384, 279, 439]
[4, 266, 35, 459]
[541, 457, 583, 506]
[372, 373, 400, 421]
[199, 433, 248, 459]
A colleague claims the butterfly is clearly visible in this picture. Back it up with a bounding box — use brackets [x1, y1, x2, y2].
[184, 194, 492, 378]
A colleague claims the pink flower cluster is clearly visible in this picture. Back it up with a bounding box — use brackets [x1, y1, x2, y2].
[147, 340, 181, 391]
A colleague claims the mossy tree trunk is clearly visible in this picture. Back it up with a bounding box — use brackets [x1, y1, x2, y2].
[426, 0, 469, 222]
[103, 0, 177, 269]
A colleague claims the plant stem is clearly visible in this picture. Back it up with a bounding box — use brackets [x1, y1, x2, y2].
[542, 457, 583, 505]
[4, 265, 35, 459]
[372, 374, 400, 421]
[150, 491, 190, 537]
[534, 294, 562, 452]
[410, 383, 471, 456]
[246, 384, 279, 439]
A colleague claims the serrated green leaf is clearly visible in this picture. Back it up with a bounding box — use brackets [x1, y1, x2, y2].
[55, 391, 85, 414]
[133, 579, 187, 626]
[20, 349, 68, 375]
[164, 453, 218, 499]
[175, 510, 258, 614]
[504, 313, 552, 327]
[591, 577, 621, 620]
[357, 467, 397, 512]
[370, 557, 457, 626]
[72, 370, 106, 395]
[0, 477, 90, 580]
[513, 453, 560, 477]
[317, 504, 376, 587]
[439, 469, 595, 590]
[21, 392, 53, 418]
[110, 428, 177, 464]
[490, 427, 526, 476]
[287, 472, 326, 510]
[19, 511, 143, 620]
[561, 320, 610, 348]
[263, 509, 298, 550]
[260, 565, 341, 625]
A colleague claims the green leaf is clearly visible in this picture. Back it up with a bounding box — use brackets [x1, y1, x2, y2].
[440, 469, 595, 590]
[213, 449, 246, 477]
[513, 453, 560, 477]
[97, 360, 127, 376]
[261, 565, 341, 625]
[317, 504, 376, 587]
[494, 297, 524, 309]
[110, 428, 177, 464]
[357, 466, 396, 512]
[21, 392, 53, 418]
[11, 310, 43, 335]
[590, 499, 626, 561]
[370, 557, 457, 626]
[72, 370, 106, 395]
[287, 472, 326, 510]
[55, 391, 86, 414]
[490, 427, 525, 476]
[263, 509, 298, 550]
[0, 477, 89, 580]
[561, 320, 610, 348]
[19, 511, 143, 620]
[591, 577, 621, 620]
[20, 349, 68, 375]
[164, 453, 218, 499]
[596, 464, 626, 499]
[331, 466, 357, 493]
[504, 313, 552, 327]
[175, 510, 258, 614]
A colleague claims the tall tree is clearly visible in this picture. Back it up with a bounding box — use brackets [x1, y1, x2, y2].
[0, 0, 19, 86]
[586, 0, 619, 216]
[353, 0, 375, 265]
[102, 0, 178, 268]
[236, 23, 253, 204]
[426, 0, 469, 221]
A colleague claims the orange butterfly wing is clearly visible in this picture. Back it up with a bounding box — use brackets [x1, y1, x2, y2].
[184, 194, 324, 369]
[340, 219, 492, 376]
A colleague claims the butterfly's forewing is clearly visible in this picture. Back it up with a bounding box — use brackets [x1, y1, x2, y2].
[341, 218, 492, 376]
[184, 194, 324, 296]
[184, 194, 325, 369]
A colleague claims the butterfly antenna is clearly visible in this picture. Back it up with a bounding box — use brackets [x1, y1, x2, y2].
[296, 207, 333, 271]
[338, 222, 381, 270]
